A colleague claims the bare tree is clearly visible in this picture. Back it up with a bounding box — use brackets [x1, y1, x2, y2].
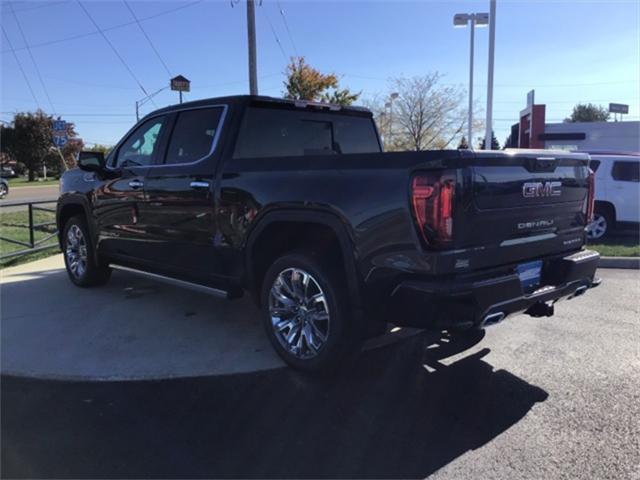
[368, 73, 476, 151]
[394, 74, 468, 150]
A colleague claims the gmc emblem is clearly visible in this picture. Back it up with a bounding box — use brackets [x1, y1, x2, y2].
[522, 181, 562, 198]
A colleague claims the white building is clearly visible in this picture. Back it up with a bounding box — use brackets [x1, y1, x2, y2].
[542, 121, 640, 152]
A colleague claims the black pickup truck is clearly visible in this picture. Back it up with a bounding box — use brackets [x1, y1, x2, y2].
[57, 95, 600, 372]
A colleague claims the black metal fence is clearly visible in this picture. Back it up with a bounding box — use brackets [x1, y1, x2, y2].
[0, 200, 59, 260]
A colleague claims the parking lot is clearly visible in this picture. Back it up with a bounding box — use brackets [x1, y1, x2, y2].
[1, 256, 639, 478]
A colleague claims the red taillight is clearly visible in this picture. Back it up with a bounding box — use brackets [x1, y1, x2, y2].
[411, 171, 455, 246]
[586, 168, 595, 223]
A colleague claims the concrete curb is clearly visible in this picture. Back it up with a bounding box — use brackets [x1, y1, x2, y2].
[598, 256, 640, 269]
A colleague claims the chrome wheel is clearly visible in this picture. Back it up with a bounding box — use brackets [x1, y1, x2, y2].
[0, 183, 7, 199]
[269, 267, 330, 360]
[65, 224, 88, 279]
[587, 214, 607, 239]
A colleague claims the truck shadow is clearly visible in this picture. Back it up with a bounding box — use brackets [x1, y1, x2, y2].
[2, 330, 548, 479]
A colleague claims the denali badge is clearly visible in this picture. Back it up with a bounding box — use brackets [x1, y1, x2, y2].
[518, 219, 554, 229]
[522, 181, 562, 198]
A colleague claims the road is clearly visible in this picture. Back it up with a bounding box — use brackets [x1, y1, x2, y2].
[0, 185, 59, 214]
[0, 184, 59, 204]
[1, 257, 639, 479]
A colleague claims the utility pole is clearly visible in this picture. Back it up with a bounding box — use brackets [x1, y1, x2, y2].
[246, 0, 258, 95]
[484, 0, 497, 150]
[135, 101, 139, 122]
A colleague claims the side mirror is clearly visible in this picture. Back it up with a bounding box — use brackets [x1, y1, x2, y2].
[78, 151, 105, 172]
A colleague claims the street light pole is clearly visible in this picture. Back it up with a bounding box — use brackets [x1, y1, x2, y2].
[388, 92, 399, 145]
[485, 0, 497, 150]
[246, 0, 258, 95]
[454, 12, 488, 150]
[467, 16, 475, 149]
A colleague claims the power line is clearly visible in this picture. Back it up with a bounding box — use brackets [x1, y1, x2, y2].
[8, 2, 56, 113]
[277, 1, 298, 57]
[2, 1, 68, 15]
[1, 111, 134, 117]
[260, 3, 288, 60]
[41, 75, 145, 91]
[122, 0, 172, 78]
[1, 26, 40, 108]
[1, 1, 204, 54]
[76, 1, 151, 98]
[199, 72, 280, 88]
[338, 73, 639, 88]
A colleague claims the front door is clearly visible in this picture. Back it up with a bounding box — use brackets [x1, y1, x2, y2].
[142, 106, 227, 281]
[94, 114, 168, 261]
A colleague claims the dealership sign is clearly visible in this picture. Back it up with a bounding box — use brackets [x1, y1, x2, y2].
[170, 75, 191, 92]
[609, 103, 629, 114]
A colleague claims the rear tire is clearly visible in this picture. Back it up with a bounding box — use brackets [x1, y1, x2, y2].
[62, 215, 111, 287]
[260, 252, 356, 373]
[587, 208, 613, 240]
[0, 182, 8, 199]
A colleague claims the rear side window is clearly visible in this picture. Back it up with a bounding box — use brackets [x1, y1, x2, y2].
[233, 107, 380, 159]
[611, 161, 640, 182]
[589, 160, 601, 172]
[165, 107, 224, 164]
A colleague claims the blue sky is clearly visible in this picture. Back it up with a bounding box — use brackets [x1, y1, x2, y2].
[1, 0, 639, 147]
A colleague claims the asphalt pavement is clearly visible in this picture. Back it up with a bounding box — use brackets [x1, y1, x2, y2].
[1, 261, 639, 479]
[0, 184, 59, 204]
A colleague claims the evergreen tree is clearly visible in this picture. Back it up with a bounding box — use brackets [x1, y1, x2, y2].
[457, 136, 469, 149]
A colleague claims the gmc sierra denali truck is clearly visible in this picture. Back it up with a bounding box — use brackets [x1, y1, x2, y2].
[57, 95, 600, 372]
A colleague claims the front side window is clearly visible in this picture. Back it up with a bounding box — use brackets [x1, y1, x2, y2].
[165, 107, 224, 164]
[114, 116, 166, 167]
[233, 107, 380, 159]
[612, 161, 640, 182]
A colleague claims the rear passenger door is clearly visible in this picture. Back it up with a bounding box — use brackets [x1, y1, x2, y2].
[142, 106, 227, 279]
[610, 160, 640, 222]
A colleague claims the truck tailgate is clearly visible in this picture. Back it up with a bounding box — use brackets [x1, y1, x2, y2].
[454, 151, 591, 265]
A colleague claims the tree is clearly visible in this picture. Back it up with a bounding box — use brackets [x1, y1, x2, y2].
[8, 111, 52, 181]
[564, 103, 610, 123]
[457, 136, 469, 149]
[0, 124, 16, 166]
[86, 143, 112, 155]
[283, 56, 360, 106]
[1, 111, 82, 180]
[374, 73, 467, 151]
[479, 130, 500, 150]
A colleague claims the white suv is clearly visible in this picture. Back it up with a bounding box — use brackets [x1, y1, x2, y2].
[586, 152, 639, 239]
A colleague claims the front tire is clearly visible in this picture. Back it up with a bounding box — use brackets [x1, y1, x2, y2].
[260, 253, 356, 373]
[62, 215, 111, 287]
[0, 182, 8, 199]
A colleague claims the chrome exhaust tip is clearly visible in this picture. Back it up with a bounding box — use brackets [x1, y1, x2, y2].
[571, 285, 588, 299]
[482, 312, 505, 327]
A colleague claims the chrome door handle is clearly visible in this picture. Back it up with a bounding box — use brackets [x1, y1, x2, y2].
[190, 181, 210, 189]
[128, 180, 144, 189]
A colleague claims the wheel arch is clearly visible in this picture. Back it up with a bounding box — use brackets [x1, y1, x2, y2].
[56, 196, 99, 262]
[244, 209, 363, 314]
[594, 200, 616, 222]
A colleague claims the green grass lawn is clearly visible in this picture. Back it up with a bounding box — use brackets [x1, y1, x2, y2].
[7, 177, 60, 187]
[588, 233, 640, 257]
[588, 243, 640, 257]
[0, 204, 60, 268]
